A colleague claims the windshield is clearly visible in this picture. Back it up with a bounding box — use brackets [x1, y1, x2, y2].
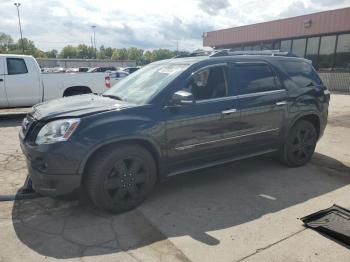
[103, 63, 189, 104]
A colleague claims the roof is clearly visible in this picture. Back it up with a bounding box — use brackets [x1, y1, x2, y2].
[0, 54, 33, 58]
[203, 7, 350, 47]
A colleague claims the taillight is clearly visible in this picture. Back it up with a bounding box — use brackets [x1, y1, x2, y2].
[105, 75, 111, 88]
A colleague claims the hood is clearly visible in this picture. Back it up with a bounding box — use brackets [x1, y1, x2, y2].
[30, 94, 136, 121]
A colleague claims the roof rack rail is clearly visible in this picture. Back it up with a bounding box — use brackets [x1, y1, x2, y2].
[209, 50, 298, 57]
[174, 50, 213, 58]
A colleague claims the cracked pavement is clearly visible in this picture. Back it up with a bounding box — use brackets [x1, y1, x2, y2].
[1, 94, 350, 262]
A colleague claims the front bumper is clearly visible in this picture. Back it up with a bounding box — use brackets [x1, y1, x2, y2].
[25, 158, 81, 197]
[20, 135, 82, 197]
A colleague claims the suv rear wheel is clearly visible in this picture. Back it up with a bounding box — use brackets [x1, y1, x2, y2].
[86, 144, 157, 212]
[280, 120, 317, 167]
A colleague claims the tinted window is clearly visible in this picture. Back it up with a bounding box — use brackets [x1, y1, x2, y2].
[235, 63, 276, 94]
[292, 38, 306, 57]
[335, 33, 350, 70]
[280, 60, 322, 87]
[318, 35, 336, 70]
[305, 37, 320, 67]
[186, 66, 227, 100]
[7, 58, 28, 75]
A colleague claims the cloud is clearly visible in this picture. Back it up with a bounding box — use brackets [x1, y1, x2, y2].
[198, 0, 231, 15]
[0, 0, 349, 52]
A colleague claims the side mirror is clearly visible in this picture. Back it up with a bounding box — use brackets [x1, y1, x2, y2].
[171, 90, 195, 106]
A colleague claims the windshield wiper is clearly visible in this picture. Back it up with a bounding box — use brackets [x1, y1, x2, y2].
[102, 94, 123, 101]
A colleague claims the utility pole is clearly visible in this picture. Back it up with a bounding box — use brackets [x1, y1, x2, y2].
[91, 25, 97, 59]
[14, 2, 24, 53]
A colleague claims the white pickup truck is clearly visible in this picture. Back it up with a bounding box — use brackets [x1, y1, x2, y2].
[0, 54, 110, 108]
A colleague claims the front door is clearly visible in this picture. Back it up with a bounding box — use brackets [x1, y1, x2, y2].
[5, 57, 41, 107]
[165, 64, 241, 174]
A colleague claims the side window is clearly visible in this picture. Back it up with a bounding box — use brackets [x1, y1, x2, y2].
[186, 66, 227, 100]
[235, 63, 277, 94]
[7, 58, 28, 75]
[279, 60, 322, 87]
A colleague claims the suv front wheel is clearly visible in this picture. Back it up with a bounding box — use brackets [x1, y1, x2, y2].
[86, 144, 157, 212]
[280, 120, 317, 167]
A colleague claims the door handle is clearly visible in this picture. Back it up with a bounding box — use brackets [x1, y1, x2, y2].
[275, 101, 287, 106]
[222, 108, 237, 115]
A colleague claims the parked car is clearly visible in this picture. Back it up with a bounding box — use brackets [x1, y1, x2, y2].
[0, 54, 110, 108]
[20, 50, 330, 212]
[106, 70, 129, 86]
[121, 66, 140, 74]
[87, 66, 117, 73]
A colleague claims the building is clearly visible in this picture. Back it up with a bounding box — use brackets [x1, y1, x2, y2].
[36, 58, 136, 69]
[203, 7, 350, 91]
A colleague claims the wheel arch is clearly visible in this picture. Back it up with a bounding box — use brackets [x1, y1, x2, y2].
[290, 113, 321, 139]
[63, 86, 92, 96]
[79, 138, 161, 184]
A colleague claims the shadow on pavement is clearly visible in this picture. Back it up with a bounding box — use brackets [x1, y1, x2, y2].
[11, 153, 350, 258]
[0, 116, 23, 127]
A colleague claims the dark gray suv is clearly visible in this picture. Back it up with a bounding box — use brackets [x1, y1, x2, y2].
[20, 51, 330, 212]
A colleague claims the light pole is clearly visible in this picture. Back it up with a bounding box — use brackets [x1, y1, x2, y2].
[14, 2, 24, 53]
[91, 25, 97, 58]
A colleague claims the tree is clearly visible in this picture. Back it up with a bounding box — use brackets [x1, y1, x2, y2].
[111, 48, 128, 60]
[151, 49, 175, 62]
[142, 50, 153, 64]
[104, 47, 113, 59]
[45, 49, 58, 58]
[59, 45, 78, 58]
[0, 33, 14, 52]
[127, 47, 144, 65]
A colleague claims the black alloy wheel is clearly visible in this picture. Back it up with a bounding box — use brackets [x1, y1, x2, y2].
[86, 144, 157, 212]
[280, 120, 317, 167]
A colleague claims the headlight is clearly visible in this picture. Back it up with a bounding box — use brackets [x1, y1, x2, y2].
[36, 119, 80, 144]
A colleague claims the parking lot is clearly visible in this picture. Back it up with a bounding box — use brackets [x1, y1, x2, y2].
[0, 93, 349, 262]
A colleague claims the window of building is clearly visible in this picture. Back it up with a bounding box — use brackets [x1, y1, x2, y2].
[243, 45, 252, 51]
[335, 33, 350, 71]
[273, 41, 281, 50]
[187, 66, 227, 100]
[318, 35, 336, 70]
[291, 38, 306, 57]
[305, 37, 320, 67]
[235, 63, 276, 94]
[6, 58, 28, 75]
[280, 60, 322, 87]
[252, 43, 261, 50]
[280, 40, 292, 52]
[231, 45, 242, 51]
[262, 42, 273, 50]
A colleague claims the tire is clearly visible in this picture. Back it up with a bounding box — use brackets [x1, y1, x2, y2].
[86, 144, 157, 213]
[279, 120, 317, 167]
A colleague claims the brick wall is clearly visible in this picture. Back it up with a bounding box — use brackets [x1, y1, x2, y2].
[319, 72, 350, 92]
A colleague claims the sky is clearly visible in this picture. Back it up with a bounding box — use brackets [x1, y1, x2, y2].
[0, 0, 349, 52]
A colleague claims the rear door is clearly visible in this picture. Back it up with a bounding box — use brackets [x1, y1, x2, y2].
[232, 61, 288, 151]
[0, 57, 9, 107]
[5, 57, 41, 107]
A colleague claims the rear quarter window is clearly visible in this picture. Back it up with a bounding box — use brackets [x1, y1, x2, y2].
[280, 60, 322, 87]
